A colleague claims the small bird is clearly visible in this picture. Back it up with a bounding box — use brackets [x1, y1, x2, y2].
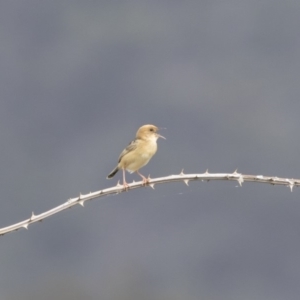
[107, 124, 165, 188]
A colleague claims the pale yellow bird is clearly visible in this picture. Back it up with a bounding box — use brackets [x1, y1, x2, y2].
[107, 124, 165, 188]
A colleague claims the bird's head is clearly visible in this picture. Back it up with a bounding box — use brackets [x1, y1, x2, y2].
[136, 124, 166, 141]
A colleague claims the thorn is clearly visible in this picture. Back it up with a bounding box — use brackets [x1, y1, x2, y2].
[180, 169, 184, 175]
[31, 212, 35, 219]
[233, 169, 238, 174]
[22, 224, 28, 230]
[288, 180, 294, 192]
[238, 176, 244, 186]
[184, 179, 189, 186]
[149, 183, 155, 189]
[116, 180, 122, 187]
[132, 180, 136, 183]
[79, 193, 83, 200]
[205, 169, 209, 174]
[79, 200, 85, 207]
[147, 174, 151, 180]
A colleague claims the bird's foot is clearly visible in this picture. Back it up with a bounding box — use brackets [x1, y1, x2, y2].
[142, 177, 149, 186]
[136, 171, 149, 186]
[123, 181, 129, 191]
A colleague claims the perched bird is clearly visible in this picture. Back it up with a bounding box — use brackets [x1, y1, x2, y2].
[107, 124, 165, 188]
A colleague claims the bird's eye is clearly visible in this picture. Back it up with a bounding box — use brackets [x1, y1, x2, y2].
[149, 128, 154, 132]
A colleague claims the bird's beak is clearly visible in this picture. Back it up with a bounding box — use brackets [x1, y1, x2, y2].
[156, 133, 166, 140]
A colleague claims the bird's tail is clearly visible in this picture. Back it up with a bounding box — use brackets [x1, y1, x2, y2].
[107, 167, 119, 179]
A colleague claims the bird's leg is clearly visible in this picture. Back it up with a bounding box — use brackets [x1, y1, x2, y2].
[137, 170, 148, 185]
[122, 169, 129, 190]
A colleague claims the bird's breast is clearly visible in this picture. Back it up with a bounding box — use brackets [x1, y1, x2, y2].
[124, 139, 157, 172]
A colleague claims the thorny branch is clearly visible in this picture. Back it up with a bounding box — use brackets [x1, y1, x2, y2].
[0, 170, 299, 236]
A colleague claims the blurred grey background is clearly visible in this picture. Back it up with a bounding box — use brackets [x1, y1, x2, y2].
[1, 1, 300, 299]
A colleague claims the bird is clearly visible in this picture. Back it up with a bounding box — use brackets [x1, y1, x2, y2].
[107, 124, 165, 189]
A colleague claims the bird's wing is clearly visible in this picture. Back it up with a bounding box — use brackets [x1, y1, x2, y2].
[118, 139, 139, 162]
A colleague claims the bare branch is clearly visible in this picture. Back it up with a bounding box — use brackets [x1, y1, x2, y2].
[0, 171, 299, 236]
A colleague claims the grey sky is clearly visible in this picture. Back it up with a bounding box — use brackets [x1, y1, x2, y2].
[1, 1, 300, 299]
